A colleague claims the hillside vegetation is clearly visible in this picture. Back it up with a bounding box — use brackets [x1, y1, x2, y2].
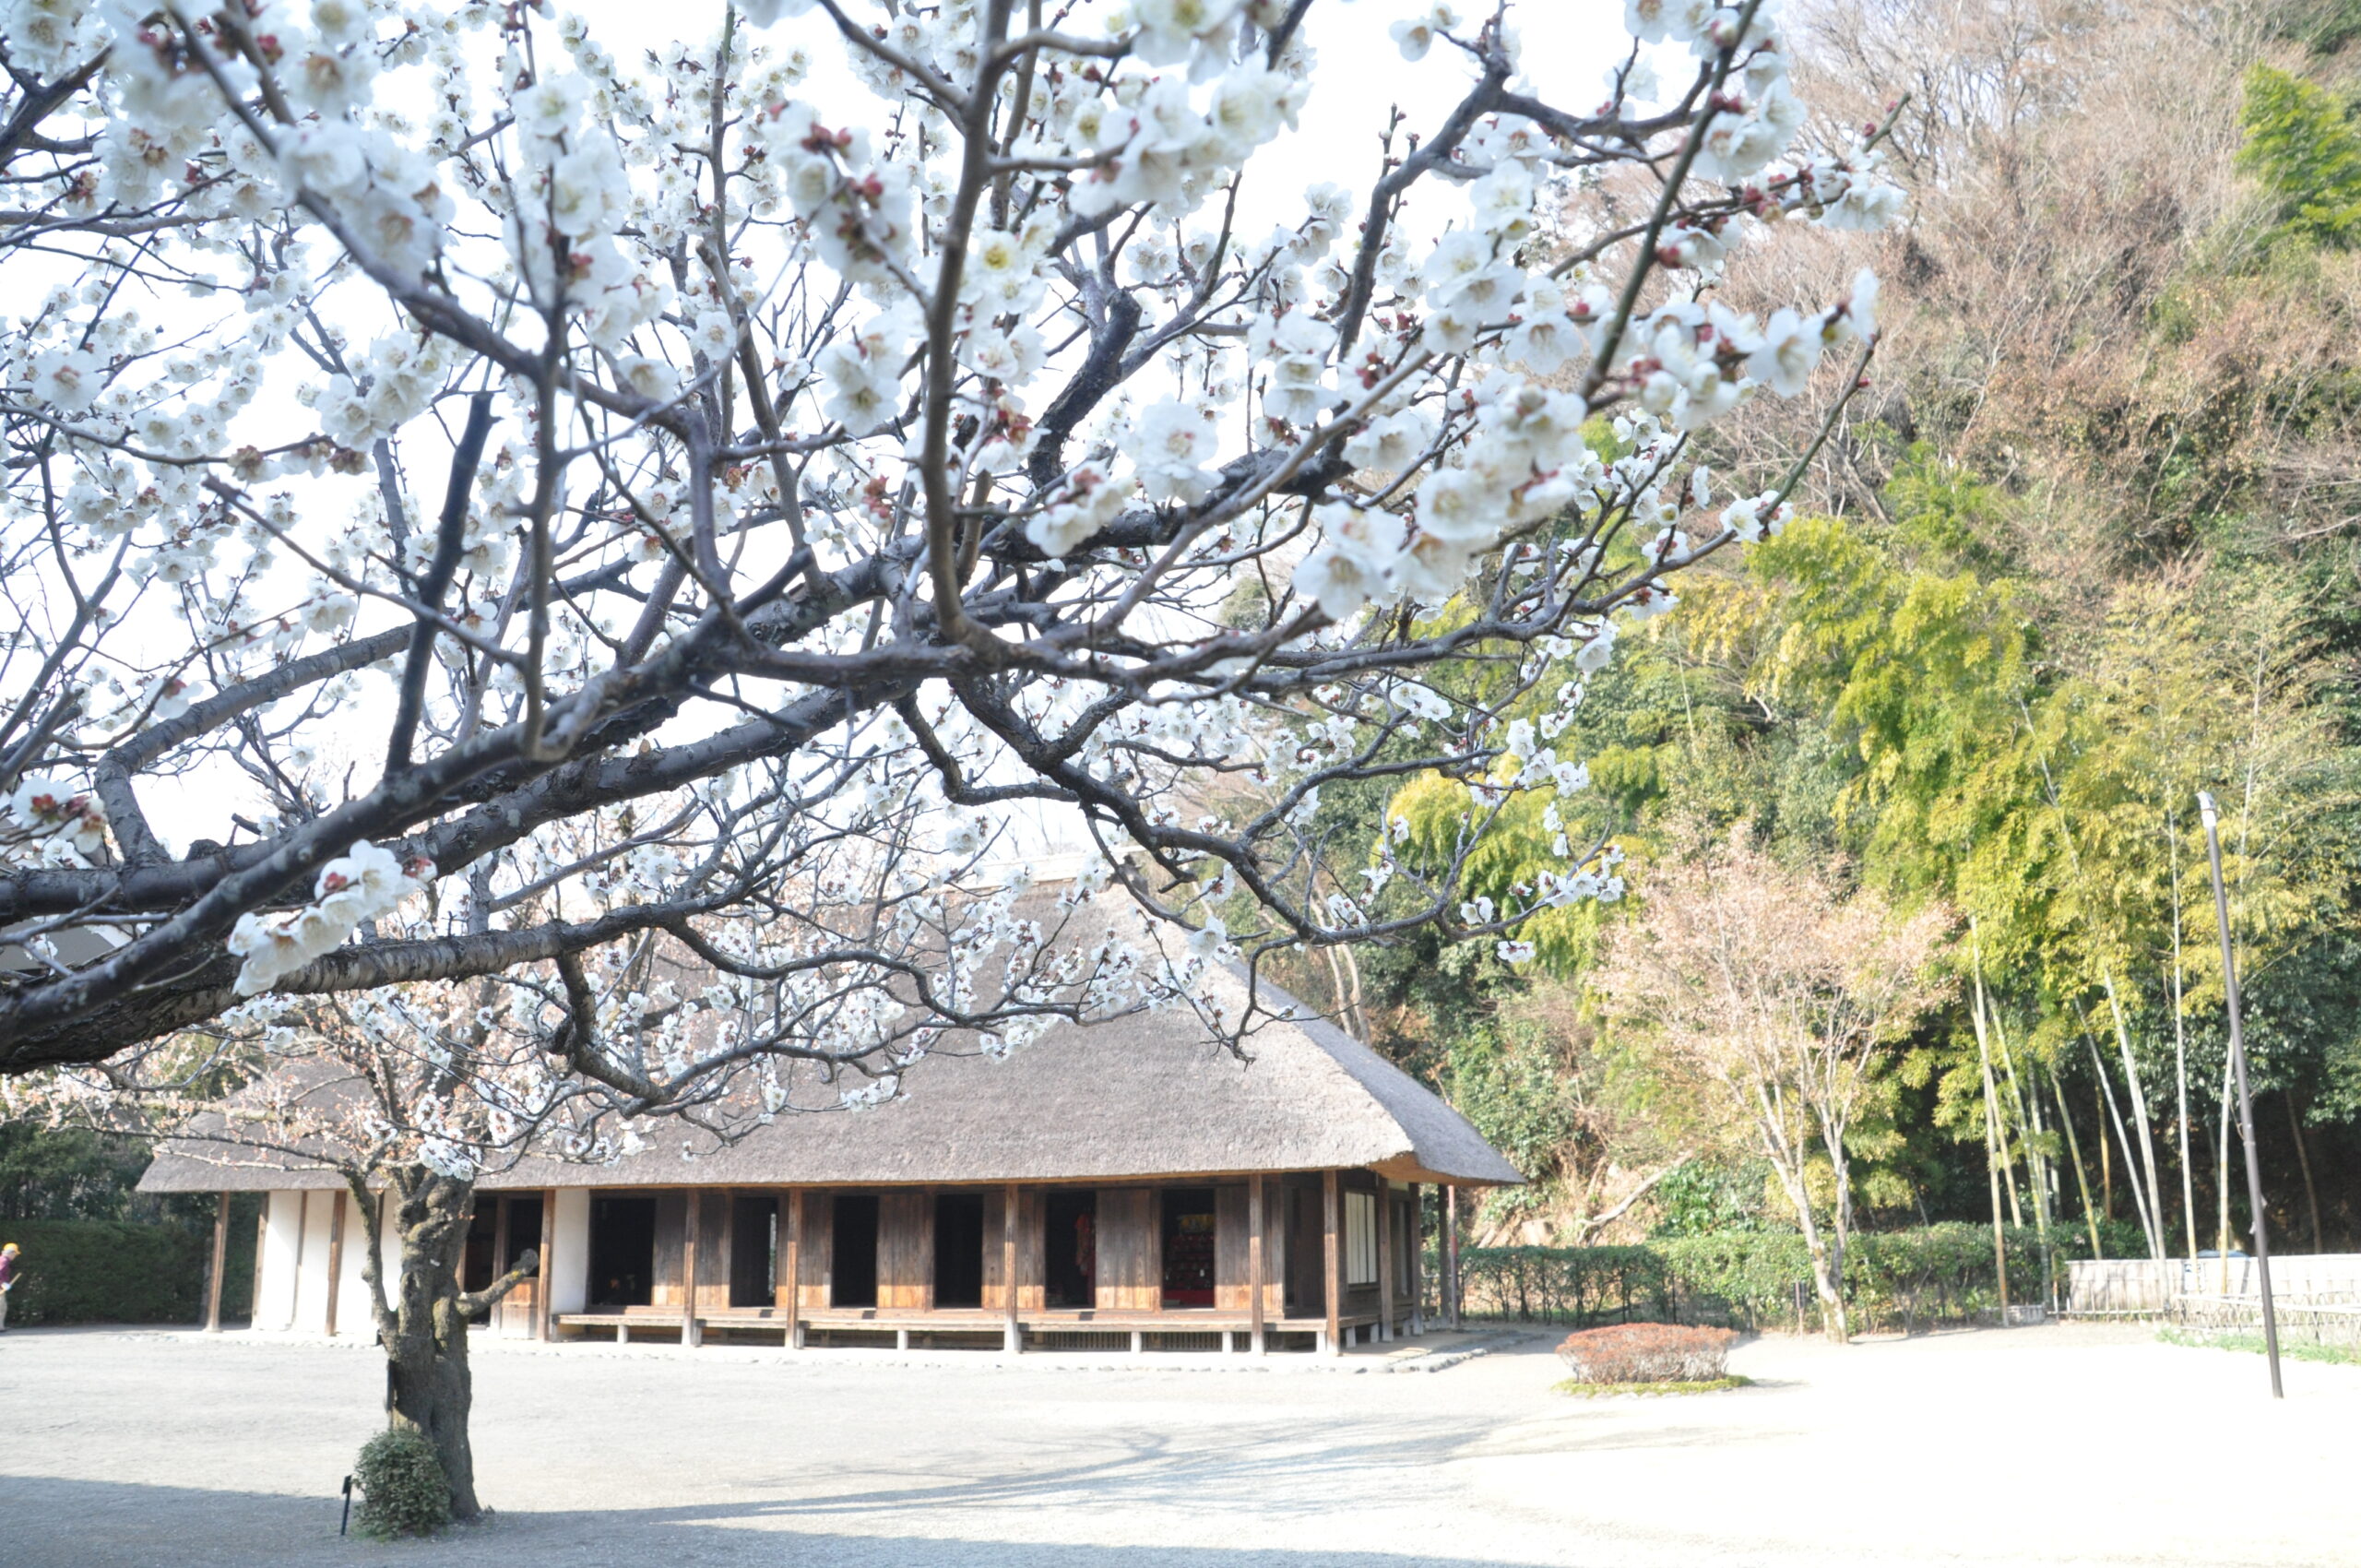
[1287, 0, 2361, 1264]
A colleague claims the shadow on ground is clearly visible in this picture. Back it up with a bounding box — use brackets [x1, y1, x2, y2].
[0, 1475, 1566, 1568]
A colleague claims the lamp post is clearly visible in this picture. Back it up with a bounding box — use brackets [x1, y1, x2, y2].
[2195, 790, 2283, 1399]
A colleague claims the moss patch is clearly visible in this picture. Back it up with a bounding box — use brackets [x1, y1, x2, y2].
[2157, 1329, 2361, 1367]
[1552, 1375, 1752, 1397]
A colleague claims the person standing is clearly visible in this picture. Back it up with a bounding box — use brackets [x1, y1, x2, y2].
[0, 1241, 18, 1331]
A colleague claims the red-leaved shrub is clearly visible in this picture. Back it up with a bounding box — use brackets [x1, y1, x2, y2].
[1555, 1324, 1737, 1384]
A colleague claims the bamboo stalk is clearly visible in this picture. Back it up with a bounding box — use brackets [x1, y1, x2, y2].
[1970, 980, 2012, 1323]
[2049, 1065, 2104, 1258]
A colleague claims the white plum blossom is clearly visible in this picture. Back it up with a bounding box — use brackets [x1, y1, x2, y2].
[1124, 400, 1219, 505]
[228, 842, 434, 996]
[0, 0, 1909, 1147]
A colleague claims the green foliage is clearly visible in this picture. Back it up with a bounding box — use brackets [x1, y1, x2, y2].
[2239, 65, 2361, 247]
[2272, 0, 2361, 54]
[1553, 1374, 1750, 1396]
[0, 1218, 253, 1326]
[1451, 1243, 1671, 1326]
[1649, 1159, 1774, 1236]
[2157, 1328, 2361, 1366]
[0, 1124, 157, 1221]
[1447, 1224, 2098, 1333]
[353, 1426, 451, 1539]
[1441, 1025, 1579, 1203]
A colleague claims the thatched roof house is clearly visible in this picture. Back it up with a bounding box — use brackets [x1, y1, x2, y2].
[142, 980, 1519, 1357]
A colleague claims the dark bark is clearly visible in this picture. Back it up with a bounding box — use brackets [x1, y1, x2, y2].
[352, 1168, 538, 1522]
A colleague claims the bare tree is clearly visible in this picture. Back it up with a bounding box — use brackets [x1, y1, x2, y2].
[1596, 824, 1950, 1340]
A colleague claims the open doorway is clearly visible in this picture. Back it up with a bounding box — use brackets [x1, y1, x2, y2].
[589, 1196, 657, 1308]
[730, 1194, 775, 1308]
[934, 1191, 985, 1308]
[832, 1194, 880, 1308]
[1044, 1188, 1097, 1308]
[1283, 1178, 1323, 1318]
[1161, 1187, 1216, 1308]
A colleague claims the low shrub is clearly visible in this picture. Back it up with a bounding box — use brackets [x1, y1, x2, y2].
[1556, 1323, 1738, 1384]
[0, 1218, 206, 1326]
[353, 1426, 450, 1539]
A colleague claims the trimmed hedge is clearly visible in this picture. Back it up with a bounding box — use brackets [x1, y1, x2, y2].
[354, 1426, 450, 1539]
[1438, 1221, 2120, 1334]
[0, 1216, 254, 1327]
[1557, 1324, 1737, 1383]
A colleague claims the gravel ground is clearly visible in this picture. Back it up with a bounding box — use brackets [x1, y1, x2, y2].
[0, 1319, 2352, 1567]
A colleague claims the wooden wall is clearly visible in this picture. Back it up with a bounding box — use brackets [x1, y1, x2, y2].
[621, 1174, 1367, 1322]
[1213, 1183, 1284, 1317]
[650, 1190, 738, 1310]
[798, 1192, 833, 1310]
[878, 1190, 931, 1310]
[1095, 1188, 1158, 1311]
[1215, 1185, 1251, 1311]
[979, 1188, 1044, 1312]
[695, 1191, 733, 1313]
[651, 1192, 684, 1307]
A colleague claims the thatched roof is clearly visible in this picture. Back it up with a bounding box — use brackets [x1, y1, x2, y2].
[137, 970, 1523, 1193]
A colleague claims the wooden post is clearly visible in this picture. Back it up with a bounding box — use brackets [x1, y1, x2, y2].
[1407, 1182, 1424, 1335]
[536, 1191, 554, 1341]
[490, 1193, 510, 1335]
[682, 1190, 701, 1348]
[1248, 1172, 1266, 1356]
[324, 1190, 347, 1338]
[1376, 1181, 1394, 1344]
[1003, 1182, 1021, 1354]
[204, 1193, 230, 1333]
[1444, 1184, 1462, 1331]
[779, 1190, 802, 1348]
[1323, 1169, 1342, 1357]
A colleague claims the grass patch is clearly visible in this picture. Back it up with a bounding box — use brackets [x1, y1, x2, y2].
[2157, 1328, 2361, 1367]
[1552, 1374, 1752, 1397]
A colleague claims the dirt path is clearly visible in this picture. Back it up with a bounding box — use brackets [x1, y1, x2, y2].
[0, 1322, 2349, 1566]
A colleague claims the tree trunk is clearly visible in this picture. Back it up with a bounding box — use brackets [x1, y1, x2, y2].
[350, 1169, 539, 1523]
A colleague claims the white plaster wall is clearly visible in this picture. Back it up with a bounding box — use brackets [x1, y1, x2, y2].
[333, 1194, 376, 1336]
[378, 1191, 401, 1320]
[257, 1191, 303, 1331]
[552, 1188, 589, 1315]
[291, 1192, 336, 1333]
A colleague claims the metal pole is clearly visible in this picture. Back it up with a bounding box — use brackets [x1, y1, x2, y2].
[2196, 790, 2283, 1399]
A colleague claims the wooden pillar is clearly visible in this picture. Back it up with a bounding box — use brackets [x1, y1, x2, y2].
[682, 1189, 701, 1348]
[203, 1193, 230, 1333]
[1003, 1182, 1021, 1354]
[1376, 1181, 1394, 1344]
[1444, 1184, 1462, 1331]
[536, 1191, 555, 1341]
[489, 1194, 509, 1334]
[779, 1190, 803, 1348]
[1323, 1169, 1342, 1357]
[324, 1190, 347, 1338]
[1248, 1172, 1266, 1356]
[1408, 1182, 1424, 1336]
